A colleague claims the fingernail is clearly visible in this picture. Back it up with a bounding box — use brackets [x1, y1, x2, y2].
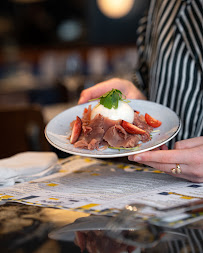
[133, 156, 142, 161]
[128, 156, 133, 161]
[128, 155, 142, 162]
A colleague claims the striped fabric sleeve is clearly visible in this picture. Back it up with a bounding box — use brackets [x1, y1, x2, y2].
[176, 0, 203, 74]
[134, 14, 150, 98]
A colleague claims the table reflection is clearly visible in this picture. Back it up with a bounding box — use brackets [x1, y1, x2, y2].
[50, 215, 203, 253]
[75, 230, 136, 253]
[0, 202, 202, 253]
[74, 224, 203, 253]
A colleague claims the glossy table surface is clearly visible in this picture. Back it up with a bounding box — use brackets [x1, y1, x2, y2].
[0, 202, 202, 253]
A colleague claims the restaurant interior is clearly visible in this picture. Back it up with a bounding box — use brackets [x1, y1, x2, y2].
[0, 0, 149, 159]
[0, 1, 202, 253]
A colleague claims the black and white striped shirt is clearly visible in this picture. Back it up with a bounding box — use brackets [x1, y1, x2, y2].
[136, 0, 203, 148]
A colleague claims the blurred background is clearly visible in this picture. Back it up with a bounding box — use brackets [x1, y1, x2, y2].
[0, 0, 149, 158]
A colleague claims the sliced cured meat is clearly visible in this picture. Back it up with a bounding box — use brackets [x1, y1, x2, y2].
[133, 113, 153, 132]
[71, 105, 154, 150]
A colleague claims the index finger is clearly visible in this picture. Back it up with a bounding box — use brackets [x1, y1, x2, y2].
[128, 149, 191, 164]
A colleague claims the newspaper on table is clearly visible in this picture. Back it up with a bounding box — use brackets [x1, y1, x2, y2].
[0, 155, 202, 228]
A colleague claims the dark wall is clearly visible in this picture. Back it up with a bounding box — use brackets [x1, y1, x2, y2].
[87, 0, 150, 45]
[0, 0, 149, 47]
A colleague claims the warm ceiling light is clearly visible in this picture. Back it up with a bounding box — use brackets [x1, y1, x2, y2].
[97, 0, 134, 19]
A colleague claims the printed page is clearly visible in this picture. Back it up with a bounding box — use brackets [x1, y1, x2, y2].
[0, 156, 202, 217]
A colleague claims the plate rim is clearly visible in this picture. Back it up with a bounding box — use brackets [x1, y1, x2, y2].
[45, 100, 181, 158]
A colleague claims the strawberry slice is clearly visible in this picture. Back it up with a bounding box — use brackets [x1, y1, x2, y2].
[121, 120, 146, 135]
[70, 116, 82, 144]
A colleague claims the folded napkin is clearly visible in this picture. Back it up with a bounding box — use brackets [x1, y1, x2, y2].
[0, 152, 60, 187]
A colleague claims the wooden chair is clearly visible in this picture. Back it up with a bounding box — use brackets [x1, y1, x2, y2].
[0, 105, 51, 159]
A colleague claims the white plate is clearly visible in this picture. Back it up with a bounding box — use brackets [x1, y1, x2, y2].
[45, 100, 181, 158]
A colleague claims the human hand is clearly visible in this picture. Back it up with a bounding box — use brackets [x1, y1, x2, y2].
[78, 78, 146, 104]
[128, 137, 203, 182]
